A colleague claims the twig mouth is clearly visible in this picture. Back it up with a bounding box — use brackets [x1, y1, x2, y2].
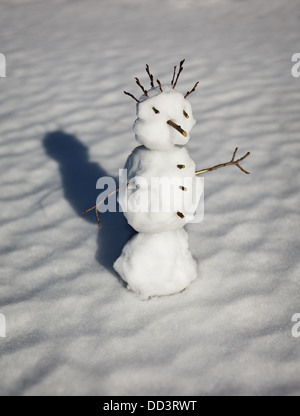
[167, 120, 187, 137]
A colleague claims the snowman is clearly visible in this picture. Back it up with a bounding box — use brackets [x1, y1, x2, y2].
[83, 60, 250, 299]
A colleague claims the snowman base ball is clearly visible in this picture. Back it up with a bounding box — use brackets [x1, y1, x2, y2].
[114, 229, 197, 299]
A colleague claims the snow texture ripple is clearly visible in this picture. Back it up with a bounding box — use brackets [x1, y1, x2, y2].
[0, 0, 300, 396]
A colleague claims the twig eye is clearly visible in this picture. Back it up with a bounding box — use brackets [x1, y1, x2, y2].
[152, 107, 160, 114]
[183, 110, 189, 119]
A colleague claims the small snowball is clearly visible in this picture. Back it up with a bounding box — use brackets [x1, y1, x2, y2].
[113, 229, 197, 299]
[134, 86, 196, 151]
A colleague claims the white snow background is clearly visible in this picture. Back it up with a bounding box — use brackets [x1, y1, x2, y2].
[0, 0, 300, 396]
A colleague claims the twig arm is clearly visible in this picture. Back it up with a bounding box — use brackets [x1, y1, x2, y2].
[195, 148, 250, 175]
[82, 182, 131, 228]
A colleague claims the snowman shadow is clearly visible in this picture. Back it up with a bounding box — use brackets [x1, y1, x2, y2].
[43, 131, 136, 278]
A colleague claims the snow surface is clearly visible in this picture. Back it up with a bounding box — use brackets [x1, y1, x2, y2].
[0, 0, 300, 396]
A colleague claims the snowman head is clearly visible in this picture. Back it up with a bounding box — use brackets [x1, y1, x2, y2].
[124, 60, 199, 151]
